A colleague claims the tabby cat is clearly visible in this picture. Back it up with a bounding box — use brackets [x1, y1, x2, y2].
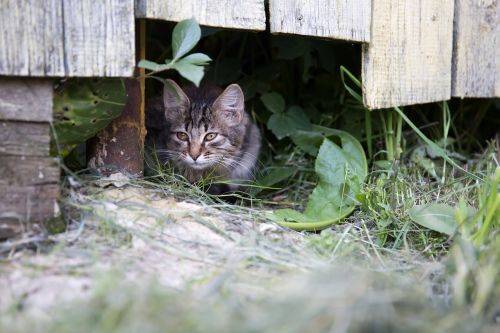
[146, 79, 261, 194]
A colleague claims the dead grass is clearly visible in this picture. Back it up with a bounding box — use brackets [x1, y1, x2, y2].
[0, 169, 498, 332]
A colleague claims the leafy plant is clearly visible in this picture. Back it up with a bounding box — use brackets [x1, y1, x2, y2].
[267, 128, 367, 231]
[52, 79, 126, 156]
[138, 18, 211, 86]
[262, 92, 311, 139]
[408, 167, 499, 248]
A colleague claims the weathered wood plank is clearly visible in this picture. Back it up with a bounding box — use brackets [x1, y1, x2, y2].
[0, 184, 60, 224]
[0, 0, 135, 77]
[0, 78, 53, 122]
[269, 0, 371, 42]
[362, 0, 455, 109]
[0, 0, 65, 76]
[62, 0, 136, 77]
[135, 0, 266, 31]
[0, 156, 59, 187]
[0, 77, 59, 228]
[0, 122, 51, 157]
[452, 0, 500, 97]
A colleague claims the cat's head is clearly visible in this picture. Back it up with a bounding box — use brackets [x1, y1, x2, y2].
[162, 79, 247, 171]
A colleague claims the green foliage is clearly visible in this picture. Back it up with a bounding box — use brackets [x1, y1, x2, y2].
[408, 167, 499, 247]
[52, 79, 126, 155]
[270, 130, 367, 231]
[138, 19, 211, 86]
[459, 166, 500, 247]
[267, 106, 311, 140]
[172, 18, 201, 60]
[409, 204, 459, 236]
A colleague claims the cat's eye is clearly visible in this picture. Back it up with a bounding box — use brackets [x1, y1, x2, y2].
[176, 132, 189, 141]
[204, 133, 218, 141]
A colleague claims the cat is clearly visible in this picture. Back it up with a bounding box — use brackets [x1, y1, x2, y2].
[145, 79, 261, 194]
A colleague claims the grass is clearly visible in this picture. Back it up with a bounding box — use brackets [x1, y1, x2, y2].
[1, 142, 498, 332]
[5, 95, 499, 332]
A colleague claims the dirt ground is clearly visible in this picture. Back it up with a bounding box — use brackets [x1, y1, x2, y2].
[1, 185, 315, 316]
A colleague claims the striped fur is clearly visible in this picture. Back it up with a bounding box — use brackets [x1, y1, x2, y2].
[146, 80, 261, 193]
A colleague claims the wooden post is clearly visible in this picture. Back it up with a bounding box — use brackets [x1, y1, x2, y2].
[86, 20, 146, 177]
[362, 0, 455, 109]
[0, 78, 60, 239]
[451, 0, 499, 98]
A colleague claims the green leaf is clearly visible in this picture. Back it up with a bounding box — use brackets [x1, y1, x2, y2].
[257, 167, 295, 188]
[271, 133, 367, 231]
[52, 79, 126, 149]
[181, 53, 212, 65]
[252, 167, 295, 196]
[172, 18, 201, 60]
[137, 59, 170, 72]
[261, 92, 285, 114]
[170, 59, 205, 87]
[290, 130, 324, 156]
[267, 106, 311, 140]
[409, 204, 458, 236]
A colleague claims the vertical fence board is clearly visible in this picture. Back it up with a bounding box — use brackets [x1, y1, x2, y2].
[452, 0, 499, 97]
[135, 0, 266, 31]
[362, 0, 455, 109]
[269, 0, 371, 42]
[63, 0, 135, 76]
[0, 0, 65, 76]
[0, 0, 135, 77]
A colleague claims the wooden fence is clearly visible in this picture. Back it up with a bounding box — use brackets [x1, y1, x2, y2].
[0, 0, 498, 231]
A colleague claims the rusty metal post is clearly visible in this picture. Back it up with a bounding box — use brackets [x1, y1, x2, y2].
[87, 20, 146, 177]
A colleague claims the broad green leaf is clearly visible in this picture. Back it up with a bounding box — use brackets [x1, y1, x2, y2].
[267, 106, 311, 139]
[239, 78, 271, 100]
[181, 53, 212, 65]
[261, 92, 285, 114]
[290, 130, 324, 156]
[272, 134, 367, 231]
[257, 167, 295, 188]
[137, 59, 170, 72]
[53, 79, 126, 147]
[252, 167, 295, 195]
[170, 59, 204, 87]
[273, 209, 310, 224]
[408, 204, 458, 236]
[172, 18, 201, 60]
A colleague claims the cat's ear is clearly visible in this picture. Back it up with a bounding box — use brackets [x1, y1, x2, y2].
[163, 79, 189, 119]
[212, 84, 244, 126]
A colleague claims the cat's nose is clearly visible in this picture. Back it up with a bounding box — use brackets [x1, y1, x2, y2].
[190, 152, 201, 161]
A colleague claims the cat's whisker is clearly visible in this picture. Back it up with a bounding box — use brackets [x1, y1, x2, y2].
[218, 156, 256, 177]
[146, 80, 261, 193]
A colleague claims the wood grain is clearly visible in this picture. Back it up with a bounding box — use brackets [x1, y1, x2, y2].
[135, 0, 266, 31]
[0, 78, 53, 122]
[0, 184, 60, 224]
[0, 78, 59, 227]
[0, 156, 59, 187]
[269, 0, 371, 42]
[362, 0, 455, 109]
[452, 0, 499, 97]
[62, 0, 135, 76]
[0, 0, 135, 77]
[0, 121, 51, 157]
